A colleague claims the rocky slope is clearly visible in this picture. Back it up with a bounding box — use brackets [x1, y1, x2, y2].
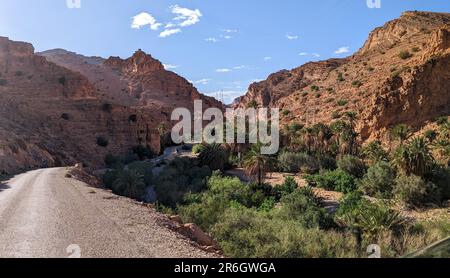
[238, 11, 450, 143]
[0, 38, 221, 174]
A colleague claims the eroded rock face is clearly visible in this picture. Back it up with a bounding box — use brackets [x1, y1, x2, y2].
[238, 11, 450, 143]
[0, 38, 222, 174]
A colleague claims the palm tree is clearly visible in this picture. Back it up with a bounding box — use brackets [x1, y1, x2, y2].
[243, 144, 274, 185]
[344, 111, 358, 128]
[198, 143, 228, 171]
[362, 141, 388, 164]
[113, 170, 146, 200]
[393, 137, 435, 177]
[391, 124, 412, 146]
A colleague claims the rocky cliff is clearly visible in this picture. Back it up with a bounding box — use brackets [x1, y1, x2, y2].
[238, 11, 450, 143]
[0, 38, 222, 174]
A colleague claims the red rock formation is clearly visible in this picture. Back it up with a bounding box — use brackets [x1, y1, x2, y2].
[237, 11, 450, 143]
[0, 38, 222, 174]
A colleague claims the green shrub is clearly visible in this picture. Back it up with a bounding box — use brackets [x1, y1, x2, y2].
[411, 47, 421, 53]
[102, 169, 119, 189]
[316, 154, 337, 170]
[337, 73, 345, 82]
[399, 51, 412, 60]
[278, 152, 319, 174]
[112, 169, 146, 200]
[104, 154, 121, 168]
[337, 99, 348, 106]
[352, 80, 363, 88]
[306, 169, 357, 193]
[362, 141, 388, 164]
[128, 161, 153, 185]
[211, 206, 357, 258]
[154, 158, 212, 207]
[394, 174, 440, 207]
[311, 85, 319, 91]
[427, 166, 450, 201]
[60, 113, 70, 120]
[179, 173, 268, 230]
[58, 76, 66, 85]
[247, 100, 258, 109]
[96, 136, 109, 147]
[337, 155, 367, 178]
[198, 144, 228, 171]
[132, 145, 154, 160]
[273, 176, 298, 199]
[278, 188, 332, 229]
[192, 144, 205, 154]
[331, 111, 341, 119]
[102, 103, 112, 112]
[360, 161, 396, 199]
[282, 110, 291, 116]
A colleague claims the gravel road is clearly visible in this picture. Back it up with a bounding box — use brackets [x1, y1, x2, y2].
[0, 168, 216, 258]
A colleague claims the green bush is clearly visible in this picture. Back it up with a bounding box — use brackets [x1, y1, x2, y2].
[179, 173, 269, 230]
[277, 188, 331, 229]
[96, 136, 109, 147]
[273, 176, 298, 199]
[192, 144, 205, 154]
[58, 76, 66, 85]
[394, 174, 440, 207]
[278, 152, 319, 173]
[337, 155, 366, 178]
[399, 51, 412, 60]
[128, 161, 153, 185]
[360, 161, 396, 199]
[306, 170, 357, 193]
[104, 154, 121, 168]
[132, 145, 154, 160]
[428, 166, 450, 200]
[198, 144, 228, 171]
[102, 169, 119, 189]
[211, 206, 357, 258]
[337, 99, 348, 106]
[362, 141, 388, 164]
[112, 169, 146, 200]
[154, 158, 212, 207]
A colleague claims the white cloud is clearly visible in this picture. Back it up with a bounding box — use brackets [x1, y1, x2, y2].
[159, 28, 182, 38]
[312, 53, 321, 58]
[216, 68, 232, 73]
[250, 78, 264, 83]
[264, 56, 272, 61]
[171, 5, 202, 27]
[163, 64, 179, 70]
[233, 65, 246, 70]
[205, 37, 218, 43]
[334, 46, 350, 54]
[299, 52, 308, 56]
[192, 79, 211, 85]
[223, 35, 232, 40]
[131, 12, 162, 30]
[222, 29, 238, 33]
[286, 34, 299, 40]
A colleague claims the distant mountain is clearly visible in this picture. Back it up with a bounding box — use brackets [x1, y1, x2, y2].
[0, 38, 222, 173]
[238, 11, 450, 142]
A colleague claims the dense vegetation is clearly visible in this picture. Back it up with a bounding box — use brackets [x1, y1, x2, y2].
[102, 116, 450, 258]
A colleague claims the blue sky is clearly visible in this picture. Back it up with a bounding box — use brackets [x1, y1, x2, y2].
[0, 0, 448, 103]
